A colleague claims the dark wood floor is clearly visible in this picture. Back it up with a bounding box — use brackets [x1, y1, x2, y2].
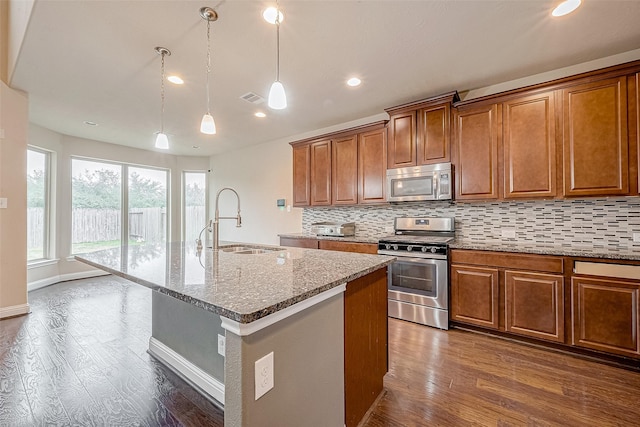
[2, 276, 640, 426]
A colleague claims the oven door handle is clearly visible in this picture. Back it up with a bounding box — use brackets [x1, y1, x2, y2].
[377, 250, 447, 260]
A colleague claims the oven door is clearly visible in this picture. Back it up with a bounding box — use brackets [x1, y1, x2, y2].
[387, 256, 448, 309]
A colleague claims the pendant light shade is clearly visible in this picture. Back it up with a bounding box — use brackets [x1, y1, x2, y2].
[200, 7, 218, 135]
[268, 81, 287, 109]
[154, 46, 171, 150]
[155, 133, 169, 150]
[267, 4, 287, 110]
[200, 113, 217, 134]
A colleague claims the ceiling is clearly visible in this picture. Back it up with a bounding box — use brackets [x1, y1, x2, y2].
[11, 0, 640, 156]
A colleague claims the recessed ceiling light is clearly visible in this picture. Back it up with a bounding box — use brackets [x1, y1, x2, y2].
[552, 0, 581, 17]
[192, 145, 199, 149]
[167, 75, 184, 85]
[347, 77, 361, 87]
[263, 7, 284, 24]
[84, 121, 98, 126]
[255, 112, 266, 118]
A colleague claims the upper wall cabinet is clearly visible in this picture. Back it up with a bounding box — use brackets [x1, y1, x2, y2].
[454, 104, 500, 200]
[385, 92, 459, 169]
[290, 122, 387, 207]
[562, 77, 629, 197]
[503, 91, 557, 199]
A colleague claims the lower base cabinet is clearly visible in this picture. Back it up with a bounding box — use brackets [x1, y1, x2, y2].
[450, 265, 499, 329]
[505, 271, 564, 343]
[571, 276, 640, 358]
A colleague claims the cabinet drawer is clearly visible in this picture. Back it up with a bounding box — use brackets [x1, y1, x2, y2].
[279, 237, 319, 249]
[451, 249, 563, 274]
[319, 240, 378, 255]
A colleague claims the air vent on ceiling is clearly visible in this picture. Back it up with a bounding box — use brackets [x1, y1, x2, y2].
[240, 92, 265, 104]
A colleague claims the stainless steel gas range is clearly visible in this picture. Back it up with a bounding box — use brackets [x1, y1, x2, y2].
[377, 217, 454, 330]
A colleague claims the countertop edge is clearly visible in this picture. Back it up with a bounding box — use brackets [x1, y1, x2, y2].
[449, 242, 640, 261]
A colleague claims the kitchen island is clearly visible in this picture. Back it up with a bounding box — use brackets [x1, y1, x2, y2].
[76, 241, 394, 427]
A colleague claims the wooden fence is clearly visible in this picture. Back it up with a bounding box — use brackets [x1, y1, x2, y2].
[27, 206, 206, 248]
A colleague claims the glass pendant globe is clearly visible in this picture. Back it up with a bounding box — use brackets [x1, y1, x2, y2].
[200, 114, 217, 134]
[155, 132, 169, 149]
[268, 81, 287, 110]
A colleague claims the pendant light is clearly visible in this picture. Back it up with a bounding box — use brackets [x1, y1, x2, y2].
[154, 46, 170, 149]
[200, 7, 218, 135]
[267, 3, 287, 110]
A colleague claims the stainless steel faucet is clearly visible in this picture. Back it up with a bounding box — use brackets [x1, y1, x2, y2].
[213, 187, 242, 250]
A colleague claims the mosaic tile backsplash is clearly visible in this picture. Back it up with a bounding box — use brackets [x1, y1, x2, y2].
[302, 197, 640, 251]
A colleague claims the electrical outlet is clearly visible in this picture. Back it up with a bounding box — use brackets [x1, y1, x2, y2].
[384, 226, 394, 233]
[501, 228, 516, 239]
[217, 334, 225, 357]
[254, 352, 274, 400]
[0, 198, 7, 209]
[633, 233, 640, 243]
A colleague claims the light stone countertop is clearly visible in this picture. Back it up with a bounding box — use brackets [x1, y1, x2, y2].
[75, 241, 394, 323]
[449, 240, 640, 261]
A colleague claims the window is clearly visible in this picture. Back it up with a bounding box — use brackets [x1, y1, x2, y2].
[128, 167, 168, 244]
[27, 148, 50, 261]
[183, 172, 207, 242]
[71, 159, 122, 254]
[71, 158, 171, 254]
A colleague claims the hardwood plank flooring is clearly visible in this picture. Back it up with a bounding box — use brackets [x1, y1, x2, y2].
[2, 276, 640, 426]
[363, 319, 640, 427]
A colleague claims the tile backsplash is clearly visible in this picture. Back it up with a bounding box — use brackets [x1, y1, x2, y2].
[302, 197, 640, 251]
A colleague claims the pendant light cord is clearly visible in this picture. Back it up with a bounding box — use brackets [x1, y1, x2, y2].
[275, 5, 280, 82]
[206, 17, 211, 115]
[160, 51, 165, 134]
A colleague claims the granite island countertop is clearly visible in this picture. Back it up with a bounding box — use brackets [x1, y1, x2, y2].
[75, 241, 394, 323]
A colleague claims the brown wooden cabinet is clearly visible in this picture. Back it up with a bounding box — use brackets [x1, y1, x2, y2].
[318, 240, 378, 254]
[454, 104, 500, 200]
[332, 135, 358, 205]
[310, 140, 332, 206]
[279, 236, 319, 249]
[417, 103, 451, 164]
[571, 276, 640, 358]
[358, 128, 387, 204]
[503, 91, 557, 199]
[292, 144, 311, 207]
[386, 110, 416, 169]
[450, 264, 500, 329]
[386, 92, 459, 169]
[562, 77, 629, 196]
[505, 270, 564, 342]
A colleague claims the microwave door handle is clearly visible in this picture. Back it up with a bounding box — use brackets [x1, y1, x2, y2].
[433, 172, 439, 199]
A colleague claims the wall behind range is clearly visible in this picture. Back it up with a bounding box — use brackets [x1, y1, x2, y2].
[303, 198, 640, 252]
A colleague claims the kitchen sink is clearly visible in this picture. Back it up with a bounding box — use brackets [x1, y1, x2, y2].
[221, 246, 284, 255]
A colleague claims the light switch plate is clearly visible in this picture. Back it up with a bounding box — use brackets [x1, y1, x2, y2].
[0, 198, 7, 209]
[217, 334, 225, 357]
[255, 352, 274, 400]
[501, 228, 516, 239]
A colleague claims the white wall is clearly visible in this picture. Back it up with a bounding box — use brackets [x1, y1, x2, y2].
[27, 124, 209, 289]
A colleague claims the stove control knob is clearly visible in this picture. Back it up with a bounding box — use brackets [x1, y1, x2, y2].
[421, 247, 428, 253]
[385, 244, 391, 250]
[407, 246, 413, 252]
[392, 245, 399, 251]
[431, 247, 437, 253]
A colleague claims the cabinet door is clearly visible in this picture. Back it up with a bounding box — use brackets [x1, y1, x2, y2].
[387, 111, 416, 169]
[310, 140, 332, 206]
[571, 276, 639, 358]
[451, 265, 499, 329]
[505, 271, 564, 343]
[417, 104, 451, 165]
[358, 128, 387, 204]
[503, 92, 557, 198]
[292, 144, 311, 207]
[562, 77, 629, 196]
[454, 105, 500, 200]
[332, 135, 358, 205]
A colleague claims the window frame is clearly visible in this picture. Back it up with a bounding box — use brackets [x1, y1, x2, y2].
[27, 146, 52, 263]
[182, 170, 209, 242]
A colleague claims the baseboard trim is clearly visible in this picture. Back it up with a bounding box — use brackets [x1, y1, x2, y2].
[148, 337, 225, 406]
[28, 270, 111, 292]
[0, 303, 30, 319]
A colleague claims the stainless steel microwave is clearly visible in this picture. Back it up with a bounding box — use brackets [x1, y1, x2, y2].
[386, 163, 452, 202]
